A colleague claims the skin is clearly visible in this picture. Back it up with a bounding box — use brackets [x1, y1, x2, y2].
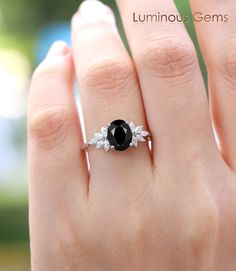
[28, 0, 236, 270]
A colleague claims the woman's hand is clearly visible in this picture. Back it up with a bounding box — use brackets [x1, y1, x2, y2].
[28, 0, 236, 270]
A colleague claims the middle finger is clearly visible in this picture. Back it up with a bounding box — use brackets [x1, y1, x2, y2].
[116, 0, 218, 170]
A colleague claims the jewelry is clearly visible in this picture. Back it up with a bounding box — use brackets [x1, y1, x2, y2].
[81, 119, 151, 152]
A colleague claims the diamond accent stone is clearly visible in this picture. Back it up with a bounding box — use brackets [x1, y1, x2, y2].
[132, 137, 138, 147]
[94, 133, 103, 140]
[101, 127, 108, 137]
[90, 137, 97, 145]
[96, 140, 103, 149]
[135, 126, 143, 133]
[141, 130, 149, 137]
[136, 134, 145, 142]
[129, 122, 149, 148]
[103, 140, 110, 151]
[130, 122, 136, 133]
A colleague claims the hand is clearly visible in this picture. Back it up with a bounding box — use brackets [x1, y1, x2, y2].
[28, 0, 236, 270]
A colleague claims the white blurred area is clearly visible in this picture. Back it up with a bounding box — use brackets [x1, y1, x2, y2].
[0, 48, 30, 193]
[0, 49, 29, 118]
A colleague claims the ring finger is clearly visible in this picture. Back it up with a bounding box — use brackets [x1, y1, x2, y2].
[71, 0, 152, 195]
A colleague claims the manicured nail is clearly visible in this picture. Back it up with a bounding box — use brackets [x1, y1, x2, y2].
[47, 41, 69, 57]
[77, 0, 116, 26]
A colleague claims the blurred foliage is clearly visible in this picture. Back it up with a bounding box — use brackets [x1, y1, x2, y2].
[0, 204, 28, 243]
[0, 243, 29, 270]
[0, 0, 77, 32]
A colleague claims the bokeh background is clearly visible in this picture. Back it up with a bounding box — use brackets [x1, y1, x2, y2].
[0, 0, 206, 270]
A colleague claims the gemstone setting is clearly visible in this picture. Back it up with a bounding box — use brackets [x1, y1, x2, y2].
[107, 119, 132, 151]
[88, 119, 150, 152]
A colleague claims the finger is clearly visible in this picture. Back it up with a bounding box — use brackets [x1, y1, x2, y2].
[116, 0, 218, 169]
[72, 1, 152, 192]
[28, 41, 88, 219]
[189, 0, 236, 170]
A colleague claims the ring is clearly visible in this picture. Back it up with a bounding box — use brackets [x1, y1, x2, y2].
[81, 119, 151, 152]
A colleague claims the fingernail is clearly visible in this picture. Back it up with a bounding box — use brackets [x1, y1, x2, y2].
[47, 41, 69, 57]
[77, 0, 116, 26]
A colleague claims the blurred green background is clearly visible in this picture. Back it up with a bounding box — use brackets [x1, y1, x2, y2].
[0, 0, 206, 270]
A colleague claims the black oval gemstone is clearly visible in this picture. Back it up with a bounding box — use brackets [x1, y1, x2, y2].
[107, 119, 132, 151]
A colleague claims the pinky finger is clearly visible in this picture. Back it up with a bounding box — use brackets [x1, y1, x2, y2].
[28, 41, 89, 224]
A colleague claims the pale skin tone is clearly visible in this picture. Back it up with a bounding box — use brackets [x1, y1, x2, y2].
[28, 0, 236, 270]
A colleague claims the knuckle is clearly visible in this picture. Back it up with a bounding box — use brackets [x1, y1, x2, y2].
[182, 200, 219, 252]
[123, 208, 156, 248]
[28, 106, 72, 149]
[56, 225, 86, 266]
[32, 57, 70, 85]
[83, 58, 134, 95]
[140, 37, 197, 79]
[38, 221, 86, 268]
[217, 42, 236, 85]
